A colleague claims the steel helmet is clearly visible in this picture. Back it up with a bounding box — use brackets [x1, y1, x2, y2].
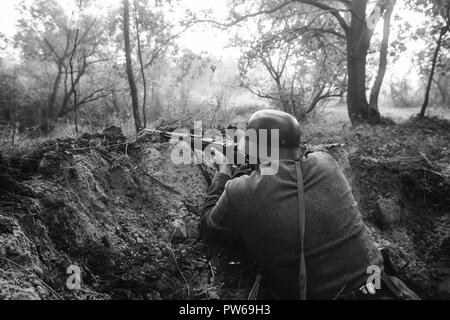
[238, 109, 301, 162]
[247, 109, 301, 149]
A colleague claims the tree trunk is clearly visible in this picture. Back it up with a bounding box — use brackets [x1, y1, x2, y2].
[48, 63, 64, 120]
[74, 89, 79, 135]
[346, 0, 382, 125]
[346, 1, 371, 124]
[11, 67, 17, 146]
[70, 20, 81, 136]
[123, 0, 142, 134]
[420, 27, 447, 117]
[134, 0, 147, 128]
[304, 87, 325, 117]
[369, 2, 394, 123]
[346, 44, 370, 124]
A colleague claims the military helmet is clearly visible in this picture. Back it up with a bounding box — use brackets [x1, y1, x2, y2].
[237, 109, 301, 162]
[247, 109, 301, 149]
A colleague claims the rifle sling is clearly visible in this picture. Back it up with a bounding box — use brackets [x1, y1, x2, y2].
[296, 160, 307, 300]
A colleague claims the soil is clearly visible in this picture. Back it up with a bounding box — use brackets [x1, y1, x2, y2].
[0, 117, 449, 300]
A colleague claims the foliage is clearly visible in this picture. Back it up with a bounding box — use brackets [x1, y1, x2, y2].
[0, 0, 449, 142]
[238, 27, 346, 120]
[405, 0, 449, 114]
[210, 0, 401, 123]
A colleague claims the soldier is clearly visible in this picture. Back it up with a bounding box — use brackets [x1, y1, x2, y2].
[199, 109, 418, 300]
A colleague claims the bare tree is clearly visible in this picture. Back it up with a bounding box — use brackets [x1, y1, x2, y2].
[420, 1, 450, 117]
[15, 0, 110, 133]
[134, 0, 147, 128]
[369, 1, 395, 121]
[123, 0, 142, 134]
[201, 0, 397, 124]
[11, 67, 17, 146]
[44, 38, 71, 121]
[241, 36, 345, 119]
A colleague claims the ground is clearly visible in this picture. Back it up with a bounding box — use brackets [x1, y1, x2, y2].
[0, 115, 449, 300]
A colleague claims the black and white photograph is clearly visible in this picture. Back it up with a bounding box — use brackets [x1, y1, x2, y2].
[0, 0, 449, 308]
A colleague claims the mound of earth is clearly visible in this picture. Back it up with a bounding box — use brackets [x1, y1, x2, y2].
[0, 127, 255, 300]
[0, 118, 449, 300]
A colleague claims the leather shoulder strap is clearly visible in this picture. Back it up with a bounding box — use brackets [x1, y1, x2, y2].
[296, 161, 307, 300]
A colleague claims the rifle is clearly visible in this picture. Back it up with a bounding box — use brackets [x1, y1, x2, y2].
[139, 129, 249, 164]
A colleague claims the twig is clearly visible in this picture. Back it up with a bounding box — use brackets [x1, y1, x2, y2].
[68, 140, 131, 152]
[247, 272, 262, 300]
[141, 171, 182, 195]
[419, 152, 434, 168]
[423, 168, 444, 177]
[196, 283, 224, 297]
[163, 288, 185, 299]
[332, 283, 347, 300]
[0, 256, 64, 300]
[168, 230, 191, 298]
[420, 152, 445, 176]
[208, 261, 215, 278]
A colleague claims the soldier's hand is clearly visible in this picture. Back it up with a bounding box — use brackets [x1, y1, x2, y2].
[211, 148, 232, 177]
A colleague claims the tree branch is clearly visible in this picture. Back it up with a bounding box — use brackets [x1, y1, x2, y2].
[245, 85, 279, 102]
[293, 0, 349, 34]
[144, 22, 199, 69]
[194, 1, 296, 28]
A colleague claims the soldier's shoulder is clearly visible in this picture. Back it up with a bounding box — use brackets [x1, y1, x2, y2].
[305, 151, 336, 162]
[304, 151, 340, 171]
[226, 173, 250, 190]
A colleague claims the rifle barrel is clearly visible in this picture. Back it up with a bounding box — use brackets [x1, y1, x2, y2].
[141, 129, 248, 163]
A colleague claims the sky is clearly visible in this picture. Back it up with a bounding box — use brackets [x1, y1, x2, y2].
[0, 1, 18, 37]
[0, 0, 427, 81]
[176, 0, 238, 57]
[0, 0, 238, 57]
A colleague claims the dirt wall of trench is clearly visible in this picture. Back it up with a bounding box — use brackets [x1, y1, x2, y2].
[0, 128, 449, 300]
